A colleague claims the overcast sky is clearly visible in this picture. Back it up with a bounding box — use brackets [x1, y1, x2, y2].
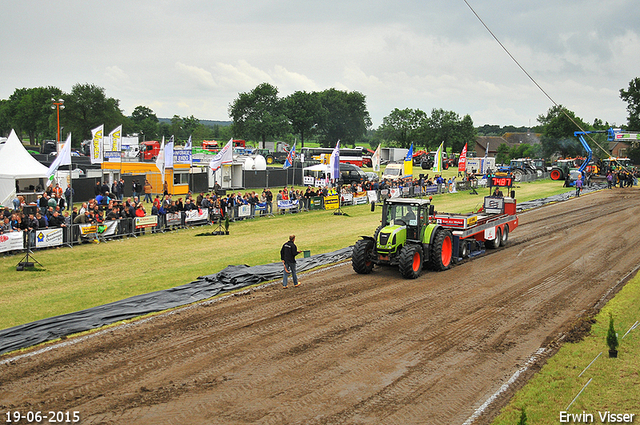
[2, 0, 638, 129]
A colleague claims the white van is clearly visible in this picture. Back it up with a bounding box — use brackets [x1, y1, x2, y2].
[382, 162, 406, 180]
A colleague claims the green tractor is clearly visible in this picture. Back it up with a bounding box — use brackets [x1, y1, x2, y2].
[352, 198, 454, 279]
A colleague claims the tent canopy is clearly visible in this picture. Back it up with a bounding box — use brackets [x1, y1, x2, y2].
[0, 130, 49, 207]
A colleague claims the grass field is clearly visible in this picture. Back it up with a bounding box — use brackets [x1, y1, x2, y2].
[1, 176, 572, 331]
[491, 272, 640, 424]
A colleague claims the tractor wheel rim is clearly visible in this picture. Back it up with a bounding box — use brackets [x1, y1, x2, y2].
[441, 236, 452, 266]
[412, 252, 421, 271]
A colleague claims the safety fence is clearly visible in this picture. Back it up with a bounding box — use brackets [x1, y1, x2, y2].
[1, 183, 486, 255]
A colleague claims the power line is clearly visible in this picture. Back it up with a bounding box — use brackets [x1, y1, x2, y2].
[462, 0, 610, 157]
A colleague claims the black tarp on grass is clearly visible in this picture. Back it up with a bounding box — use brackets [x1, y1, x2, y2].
[0, 247, 353, 356]
[516, 183, 605, 212]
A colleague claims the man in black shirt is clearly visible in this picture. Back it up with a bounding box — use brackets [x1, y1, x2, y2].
[280, 235, 301, 288]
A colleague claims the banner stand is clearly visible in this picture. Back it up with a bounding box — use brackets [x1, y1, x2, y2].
[16, 231, 44, 271]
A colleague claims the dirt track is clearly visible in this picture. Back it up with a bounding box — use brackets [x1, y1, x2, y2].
[2, 188, 640, 425]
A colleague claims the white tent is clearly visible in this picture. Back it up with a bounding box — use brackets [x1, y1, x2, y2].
[0, 130, 50, 207]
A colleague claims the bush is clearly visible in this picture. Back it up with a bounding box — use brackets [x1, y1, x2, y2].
[606, 313, 619, 351]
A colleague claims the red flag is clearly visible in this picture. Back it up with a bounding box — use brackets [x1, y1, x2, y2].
[458, 143, 468, 172]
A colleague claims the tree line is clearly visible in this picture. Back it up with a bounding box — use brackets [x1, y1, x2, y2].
[1, 78, 638, 163]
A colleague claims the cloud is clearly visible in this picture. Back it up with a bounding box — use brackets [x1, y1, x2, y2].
[175, 62, 217, 90]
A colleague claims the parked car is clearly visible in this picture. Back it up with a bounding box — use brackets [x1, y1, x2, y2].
[338, 163, 368, 185]
[365, 172, 379, 182]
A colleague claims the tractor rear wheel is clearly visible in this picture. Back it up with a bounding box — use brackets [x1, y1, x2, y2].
[429, 229, 453, 271]
[399, 244, 423, 279]
[352, 239, 375, 274]
[550, 168, 563, 180]
[486, 227, 502, 249]
[500, 225, 509, 246]
[512, 169, 525, 181]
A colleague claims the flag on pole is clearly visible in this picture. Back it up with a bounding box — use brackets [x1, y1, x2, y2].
[432, 141, 444, 173]
[184, 135, 193, 165]
[404, 143, 414, 177]
[156, 136, 165, 179]
[209, 138, 234, 172]
[90, 125, 104, 164]
[46, 133, 72, 186]
[329, 140, 340, 180]
[458, 143, 468, 173]
[109, 125, 122, 152]
[283, 141, 296, 169]
[165, 136, 174, 169]
[372, 143, 381, 172]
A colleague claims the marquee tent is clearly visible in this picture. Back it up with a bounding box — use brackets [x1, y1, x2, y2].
[0, 130, 49, 207]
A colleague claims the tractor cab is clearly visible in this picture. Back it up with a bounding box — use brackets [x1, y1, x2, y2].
[380, 198, 433, 243]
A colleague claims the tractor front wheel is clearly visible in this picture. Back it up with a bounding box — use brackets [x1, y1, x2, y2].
[430, 229, 453, 271]
[352, 239, 375, 274]
[399, 244, 423, 279]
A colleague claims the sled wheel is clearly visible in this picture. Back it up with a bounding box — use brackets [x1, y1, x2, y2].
[399, 244, 423, 279]
[486, 227, 502, 249]
[500, 225, 509, 247]
[352, 239, 375, 274]
[459, 240, 469, 258]
[430, 229, 453, 271]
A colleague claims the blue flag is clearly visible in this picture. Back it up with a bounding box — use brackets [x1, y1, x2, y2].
[330, 140, 340, 180]
[283, 142, 296, 169]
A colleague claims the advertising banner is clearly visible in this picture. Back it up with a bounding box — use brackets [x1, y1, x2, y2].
[353, 192, 368, 205]
[174, 149, 192, 164]
[341, 193, 353, 204]
[0, 232, 24, 253]
[237, 204, 251, 218]
[186, 208, 209, 223]
[277, 200, 299, 210]
[35, 228, 63, 248]
[98, 220, 119, 237]
[309, 196, 324, 210]
[323, 195, 339, 210]
[166, 212, 182, 227]
[79, 224, 98, 235]
[135, 216, 158, 229]
[303, 176, 315, 186]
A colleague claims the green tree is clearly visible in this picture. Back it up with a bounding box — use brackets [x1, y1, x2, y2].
[537, 105, 589, 157]
[620, 77, 640, 130]
[181, 115, 200, 140]
[422, 109, 475, 152]
[5, 86, 63, 144]
[378, 108, 427, 149]
[64, 83, 126, 146]
[130, 105, 159, 141]
[496, 143, 510, 164]
[0, 99, 10, 137]
[284, 90, 322, 148]
[316, 89, 371, 147]
[228, 83, 290, 147]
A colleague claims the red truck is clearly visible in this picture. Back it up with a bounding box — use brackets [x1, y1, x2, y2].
[139, 141, 161, 161]
[202, 139, 246, 152]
